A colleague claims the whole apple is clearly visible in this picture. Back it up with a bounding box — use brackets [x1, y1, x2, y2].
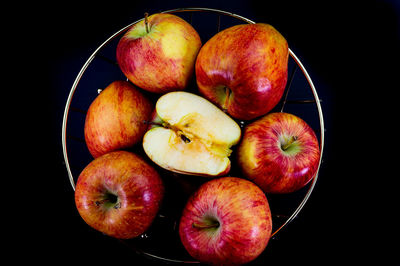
[237, 112, 321, 194]
[75, 151, 164, 239]
[142, 91, 241, 177]
[196, 23, 288, 120]
[179, 177, 272, 265]
[84, 80, 152, 158]
[117, 13, 202, 93]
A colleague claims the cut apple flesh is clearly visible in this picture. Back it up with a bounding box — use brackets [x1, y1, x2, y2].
[143, 92, 241, 176]
[143, 127, 231, 175]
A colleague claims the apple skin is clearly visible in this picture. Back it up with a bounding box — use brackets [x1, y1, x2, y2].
[196, 23, 288, 120]
[84, 80, 153, 158]
[179, 177, 272, 265]
[75, 151, 164, 239]
[237, 112, 321, 194]
[116, 13, 202, 93]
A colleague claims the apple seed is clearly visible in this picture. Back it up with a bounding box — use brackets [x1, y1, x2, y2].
[180, 134, 191, 143]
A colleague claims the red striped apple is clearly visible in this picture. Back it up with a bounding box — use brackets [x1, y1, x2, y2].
[179, 177, 272, 265]
[142, 91, 241, 176]
[84, 80, 152, 158]
[196, 23, 288, 120]
[116, 13, 202, 93]
[75, 151, 164, 239]
[238, 112, 321, 194]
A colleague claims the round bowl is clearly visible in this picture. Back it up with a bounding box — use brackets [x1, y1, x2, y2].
[62, 7, 325, 263]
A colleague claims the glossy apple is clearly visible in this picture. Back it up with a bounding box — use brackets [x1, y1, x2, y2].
[238, 112, 321, 194]
[142, 91, 241, 176]
[84, 80, 152, 158]
[196, 23, 288, 120]
[75, 151, 164, 239]
[179, 176, 272, 265]
[116, 13, 202, 93]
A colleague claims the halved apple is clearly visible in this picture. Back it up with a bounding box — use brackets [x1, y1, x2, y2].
[143, 91, 241, 176]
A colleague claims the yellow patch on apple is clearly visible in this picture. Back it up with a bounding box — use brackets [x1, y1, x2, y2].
[159, 24, 188, 59]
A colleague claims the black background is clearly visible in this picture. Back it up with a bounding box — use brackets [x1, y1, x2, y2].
[11, 0, 399, 264]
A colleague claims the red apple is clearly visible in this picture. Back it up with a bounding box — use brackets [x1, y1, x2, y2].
[179, 177, 272, 265]
[116, 13, 202, 93]
[84, 80, 152, 158]
[237, 112, 321, 194]
[196, 23, 288, 120]
[75, 151, 164, 239]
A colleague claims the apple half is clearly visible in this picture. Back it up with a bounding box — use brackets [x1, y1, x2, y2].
[143, 92, 241, 176]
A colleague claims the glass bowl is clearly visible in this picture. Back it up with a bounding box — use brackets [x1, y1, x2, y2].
[62, 7, 325, 263]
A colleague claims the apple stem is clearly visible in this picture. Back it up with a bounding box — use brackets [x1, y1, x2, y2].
[281, 136, 298, 151]
[144, 12, 149, 33]
[223, 87, 230, 112]
[192, 221, 220, 229]
[143, 120, 169, 127]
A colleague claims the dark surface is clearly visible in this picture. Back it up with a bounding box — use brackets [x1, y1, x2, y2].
[12, 0, 399, 264]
